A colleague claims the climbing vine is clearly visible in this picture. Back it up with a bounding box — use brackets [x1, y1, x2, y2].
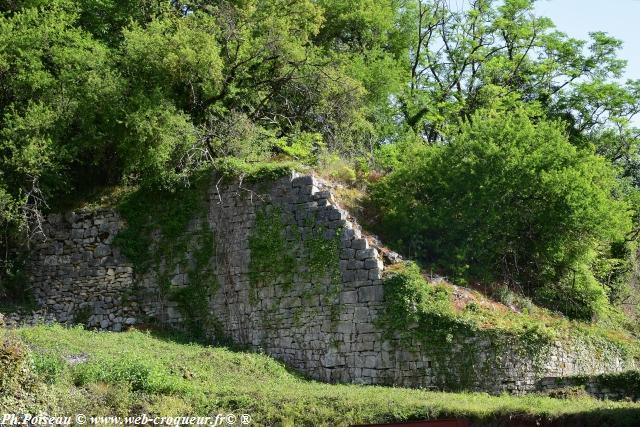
[248, 206, 343, 323]
[302, 222, 343, 322]
[114, 170, 220, 340]
[248, 206, 297, 297]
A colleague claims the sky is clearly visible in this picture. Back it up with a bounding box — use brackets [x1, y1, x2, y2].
[534, 0, 640, 82]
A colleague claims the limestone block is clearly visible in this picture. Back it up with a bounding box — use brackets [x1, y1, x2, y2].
[351, 239, 368, 250]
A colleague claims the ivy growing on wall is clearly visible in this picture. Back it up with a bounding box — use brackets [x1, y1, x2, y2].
[114, 170, 219, 340]
[378, 261, 640, 391]
[302, 222, 343, 322]
[248, 206, 297, 296]
[248, 206, 343, 323]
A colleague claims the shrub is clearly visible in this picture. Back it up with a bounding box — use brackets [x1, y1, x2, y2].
[371, 108, 634, 319]
[381, 261, 453, 330]
[318, 154, 357, 185]
[0, 335, 30, 396]
[535, 264, 608, 321]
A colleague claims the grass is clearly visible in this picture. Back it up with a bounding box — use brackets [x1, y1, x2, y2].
[1, 325, 640, 427]
[381, 261, 640, 365]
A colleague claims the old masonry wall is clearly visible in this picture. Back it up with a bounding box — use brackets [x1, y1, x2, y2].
[19, 172, 635, 395]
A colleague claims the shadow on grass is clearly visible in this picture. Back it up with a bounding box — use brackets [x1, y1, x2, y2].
[131, 323, 313, 380]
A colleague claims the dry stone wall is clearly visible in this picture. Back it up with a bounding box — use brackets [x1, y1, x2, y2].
[26, 209, 137, 331]
[19, 172, 635, 396]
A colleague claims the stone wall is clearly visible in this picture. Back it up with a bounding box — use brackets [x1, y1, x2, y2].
[26, 209, 137, 331]
[19, 172, 636, 395]
[538, 373, 639, 401]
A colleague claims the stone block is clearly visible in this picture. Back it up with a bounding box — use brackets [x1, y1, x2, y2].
[340, 248, 355, 260]
[355, 248, 378, 260]
[342, 270, 356, 282]
[356, 269, 370, 280]
[354, 307, 370, 323]
[364, 258, 383, 270]
[347, 260, 364, 270]
[94, 244, 111, 257]
[358, 286, 384, 303]
[351, 238, 368, 250]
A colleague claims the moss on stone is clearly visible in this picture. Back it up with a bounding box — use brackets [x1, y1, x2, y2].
[247, 202, 344, 328]
[379, 261, 640, 391]
[380, 261, 556, 390]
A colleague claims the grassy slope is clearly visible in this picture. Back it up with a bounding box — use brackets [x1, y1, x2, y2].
[1, 325, 639, 427]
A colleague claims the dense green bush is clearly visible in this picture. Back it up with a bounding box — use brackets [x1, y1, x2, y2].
[382, 262, 453, 328]
[372, 109, 634, 319]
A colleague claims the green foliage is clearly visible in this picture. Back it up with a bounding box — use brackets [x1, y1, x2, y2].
[0, 254, 34, 307]
[378, 261, 640, 392]
[318, 154, 357, 185]
[248, 206, 342, 308]
[0, 334, 29, 395]
[381, 261, 554, 346]
[594, 370, 640, 398]
[551, 370, 640, 401]
[31, 353, 65, 385]
[274, 132, 325, 164]
[212, 158, 301, 183]
[121, 101, 199, 189]
[304, 226, 342, 285]
[114, 171, 218, 340]
[121, 14, 223, 113]
[399, 0, 640, 144]
[72, 358, 179, 393]
[114, 174, 210, 272]
[0, 0, 404, 268]
[382, 262, 454, 327]
[372, 109, 634, 319]
[248, 207, 297, 293]
[303, 223, 343, 321]
[535, 265, 608, 322]
[381, 261, 481, 390]
[200, 111, 277, 162]
[167, 220, 217, 341]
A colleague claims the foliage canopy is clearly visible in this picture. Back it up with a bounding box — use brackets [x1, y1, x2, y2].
[0, 0, 639, 321]
[371, 109, 634, 319]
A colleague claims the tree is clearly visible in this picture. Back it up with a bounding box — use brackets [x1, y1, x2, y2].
[371, 108, 633, 319]
[400, 0, 639, 145]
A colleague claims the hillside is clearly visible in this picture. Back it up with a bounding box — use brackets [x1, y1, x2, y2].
[2, 0, 640, 424]
[2, 325, 640, 427]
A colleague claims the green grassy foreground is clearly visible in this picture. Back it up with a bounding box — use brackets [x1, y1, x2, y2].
[1, 325, 639, 426]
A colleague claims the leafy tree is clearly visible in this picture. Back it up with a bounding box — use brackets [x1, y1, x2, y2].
[0, 4, 121, 243]
[400, 0, 639, 145]
[371, 108, 634, 319]
[0, 0, 638, 323]
[0, 0, 406, 263]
